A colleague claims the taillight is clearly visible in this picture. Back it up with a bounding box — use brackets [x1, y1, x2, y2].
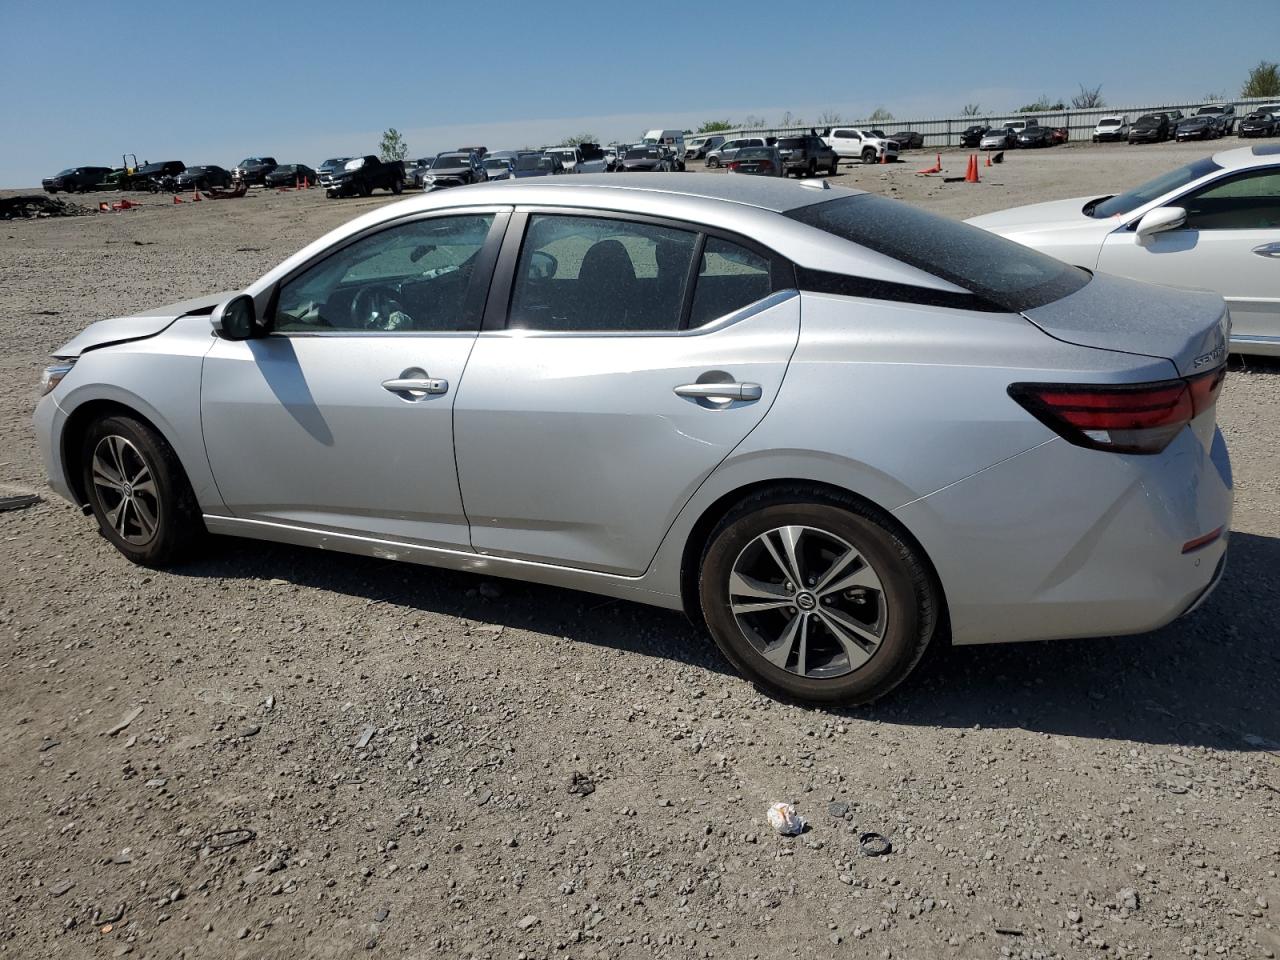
[1008, 366, 1225, 454]
[728, 161, 741, 171]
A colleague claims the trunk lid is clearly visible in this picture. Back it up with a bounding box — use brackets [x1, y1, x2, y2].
[1021, 272, 1229, 377]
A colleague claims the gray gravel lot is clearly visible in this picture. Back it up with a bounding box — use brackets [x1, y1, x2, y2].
[1, 140, 1278, 959]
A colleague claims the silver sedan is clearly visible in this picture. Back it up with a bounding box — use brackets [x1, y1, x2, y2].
[33, 175, 1232, 705]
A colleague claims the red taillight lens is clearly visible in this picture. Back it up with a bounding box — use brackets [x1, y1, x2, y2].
[1008, 366, 1225, 454]
[728, 161, 741, 171]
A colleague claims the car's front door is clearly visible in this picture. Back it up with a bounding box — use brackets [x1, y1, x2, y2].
[1099, 166, 1280, 347]
[453, 211, 800, 576]
[201, 210, 507, 548]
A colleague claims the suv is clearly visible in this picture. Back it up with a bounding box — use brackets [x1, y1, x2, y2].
[1091, 116, 1129, 142]
[774, 135, 840, 176]
[233, 157, 278, 185]
[704, 137, 770, 168]
[1194, 104, 1236, 134]
[42, 166, 112, 193]
[822, 127, 899, 164]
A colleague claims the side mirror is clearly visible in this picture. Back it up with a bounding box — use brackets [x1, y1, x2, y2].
[1135, 206, 1186, 240]
[210, 293, 258, 340]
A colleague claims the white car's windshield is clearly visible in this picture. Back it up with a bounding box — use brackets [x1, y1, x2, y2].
[1088, 156, 1223, 219]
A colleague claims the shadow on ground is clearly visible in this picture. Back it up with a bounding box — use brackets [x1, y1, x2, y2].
[179, 530, 1279, 753]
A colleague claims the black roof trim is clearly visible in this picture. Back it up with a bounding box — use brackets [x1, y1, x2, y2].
[795, 266, 1004, 313]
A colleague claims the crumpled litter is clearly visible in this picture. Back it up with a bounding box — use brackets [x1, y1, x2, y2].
[766, 802, 806, 836]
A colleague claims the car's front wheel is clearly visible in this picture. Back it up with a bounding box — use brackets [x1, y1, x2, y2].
[699, 492, 937, 705]
[81, 415, 204, 567]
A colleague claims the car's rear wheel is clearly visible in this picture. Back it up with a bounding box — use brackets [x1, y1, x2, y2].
[699, 492, 937, 705]
[81, 415, 204, 567]
[391, 178, 403, 195]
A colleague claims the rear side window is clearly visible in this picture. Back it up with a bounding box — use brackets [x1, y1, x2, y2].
[689, 238, 773, 328]
[787, 194, 1089, 312]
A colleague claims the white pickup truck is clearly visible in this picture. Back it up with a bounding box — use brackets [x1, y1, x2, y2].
[543, 144, 608, 174]
[821, 127, 900, 164]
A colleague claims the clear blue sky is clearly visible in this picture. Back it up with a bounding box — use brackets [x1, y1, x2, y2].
[2, 0, 1277, 185]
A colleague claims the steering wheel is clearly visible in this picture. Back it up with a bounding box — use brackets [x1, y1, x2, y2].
[350, 284, 412, 330]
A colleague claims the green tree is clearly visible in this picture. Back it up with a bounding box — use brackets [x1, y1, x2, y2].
[379, 128, 408, 162]
[961, 103, 982, 116]
[867, 107, 893, 122]
[1018, 95, 1064, 112]
[1071, 83, 1105, 108]
[1242, 61, 1280, 98]
[562, 132, 599, 146]
[697, 119, 735, 133]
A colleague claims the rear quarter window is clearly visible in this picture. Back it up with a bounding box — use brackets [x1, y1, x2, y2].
[786, 194, 1090, 312]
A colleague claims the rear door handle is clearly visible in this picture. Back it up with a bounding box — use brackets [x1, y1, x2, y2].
[1252, 242, 1280, 258]
[382, 377, 448, 395]
[673, 382, 763, 402]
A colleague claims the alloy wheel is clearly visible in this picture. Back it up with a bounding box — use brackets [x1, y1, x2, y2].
[728, 524, 887, 679]
[91, 435, 160, 545]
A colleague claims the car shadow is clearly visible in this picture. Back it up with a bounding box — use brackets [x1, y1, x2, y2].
[176, 530, 1280, 752]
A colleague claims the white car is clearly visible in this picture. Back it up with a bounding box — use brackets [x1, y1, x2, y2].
[968, 144, 1280, 356]
[822, 127, 899, 164]
[1092, 115, 1130, 142]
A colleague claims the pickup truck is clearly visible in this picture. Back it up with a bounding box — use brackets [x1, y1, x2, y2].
[774, 135, 840, 176]
[1193, 103, 1237, 134]
[821, 127, 899, 164]
[323, 155, 406, 198]
[543, 144, 608, 174]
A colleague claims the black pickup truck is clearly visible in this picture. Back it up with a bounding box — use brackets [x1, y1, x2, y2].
[323, 155, 406, 198]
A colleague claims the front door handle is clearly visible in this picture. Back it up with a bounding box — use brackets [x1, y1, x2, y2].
[673, 381, 763, 402]
[382, 377, 448, 396]
[1252, 242, 1280, 259]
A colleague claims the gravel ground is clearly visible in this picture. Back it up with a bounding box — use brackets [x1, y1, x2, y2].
[1, 140, 1278, 960]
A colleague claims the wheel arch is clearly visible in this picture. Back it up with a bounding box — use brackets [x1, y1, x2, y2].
[676, 477, 950, 643]
[60, 398, 184, 509]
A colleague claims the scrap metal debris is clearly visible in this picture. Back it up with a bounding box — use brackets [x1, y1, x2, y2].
[0, 195, 92, 220]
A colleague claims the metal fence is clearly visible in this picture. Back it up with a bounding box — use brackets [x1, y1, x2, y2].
[698, 97, 1279, 148]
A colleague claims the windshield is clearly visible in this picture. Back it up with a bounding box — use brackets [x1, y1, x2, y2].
[1098, 118, 1121, 126]
[1135, 115, 1159, 125]
[483, 158, 510, 170]
[322, 158, 347, 168]
[432, 155, 468, 168]
[56, 168, 75, 176]
[1196, 106, 1221, 114]
[514, 155, 543, 171]
[787, 194, 1089, 313]
[1089, 156, 1222, 219]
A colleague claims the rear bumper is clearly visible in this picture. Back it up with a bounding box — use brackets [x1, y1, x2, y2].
[894, 423, 1233, 646]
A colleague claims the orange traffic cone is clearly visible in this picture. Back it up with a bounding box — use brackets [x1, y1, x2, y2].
[965, 155, 980, 183]
[192, 185, 202, 201]
[173, 195, 184, 203]
[985, 153, 992, 167]
[98, 201, 109, 213]
[303, 176, 310, 189]
[879, 148, 887, 164]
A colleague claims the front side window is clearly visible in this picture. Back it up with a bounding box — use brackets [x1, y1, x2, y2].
[274, 215, 495, 333]
[508, 215, 697, 332]
[1180, 168, 1280, 230]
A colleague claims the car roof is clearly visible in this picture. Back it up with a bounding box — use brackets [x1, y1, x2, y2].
[1212, 144, 1280, 168]
[474, 174, 864, 212]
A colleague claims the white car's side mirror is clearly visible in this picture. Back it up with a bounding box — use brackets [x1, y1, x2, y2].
[1135, 206, 1186, 240]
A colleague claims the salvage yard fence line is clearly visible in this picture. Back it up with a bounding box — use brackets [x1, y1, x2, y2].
[702, 97, 1280, 147]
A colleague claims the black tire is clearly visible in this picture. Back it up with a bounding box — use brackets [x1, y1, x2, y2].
[861, 148, 877, 164]
[698, 490, 937, 705]
[807, 158, 817, 177]
[391, 178, 403, 195]
[707, 156, 721, 168]
[828, 158, 839, 175]
[81, 415, 204, 567]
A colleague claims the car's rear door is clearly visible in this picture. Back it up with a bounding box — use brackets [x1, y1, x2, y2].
[453, 210, 800, 575]
[1099, 164, 1280, 347]
[201, 209, 508, 548]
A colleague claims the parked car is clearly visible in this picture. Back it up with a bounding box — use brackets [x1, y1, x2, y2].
[420, 152, 486, 190]
[1015, 125, 1054, 148]
[1238, 110, 1278, 138]
[889, 130, 925, 149]
[821, 127, 899, 164]
[958, 124, 990, 148]
[544, 145, 608, 174]
[124, 161, 186, 192]
[1128, 113, 1172, 143]
[620, 146, 677, 172]
[324, 155, 406, 198]
[642, 128, 686, 156]
[1175, 115, 1221, 141]
[1091, 116, 1130, 142]
[317, 158, 353, 182]
[775, 135, 840, 176]
[42, 166, 113, 193]
[174, 165, 233, 190]
[1162, 109, 1185, 127]
[233, 157, 278, 185]
[402, 158, 432, 188]
[1194, 103, 1236, 135]
[456, 145, 488, 159]
[35, 175, 1232, 707]
[263, 164, 318, 189]
[705, 137, 770, 168]
[511, 152, 563, 178]
[1049, 126, 1070, 145]
[684, 135, 726, 160]
[725, 146, 784, 176]
[1001, 118, 1039, 136]
[969, 144, 1280, 356]
[980, 128, 1016, 150]
[480, 155, 515, 181]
